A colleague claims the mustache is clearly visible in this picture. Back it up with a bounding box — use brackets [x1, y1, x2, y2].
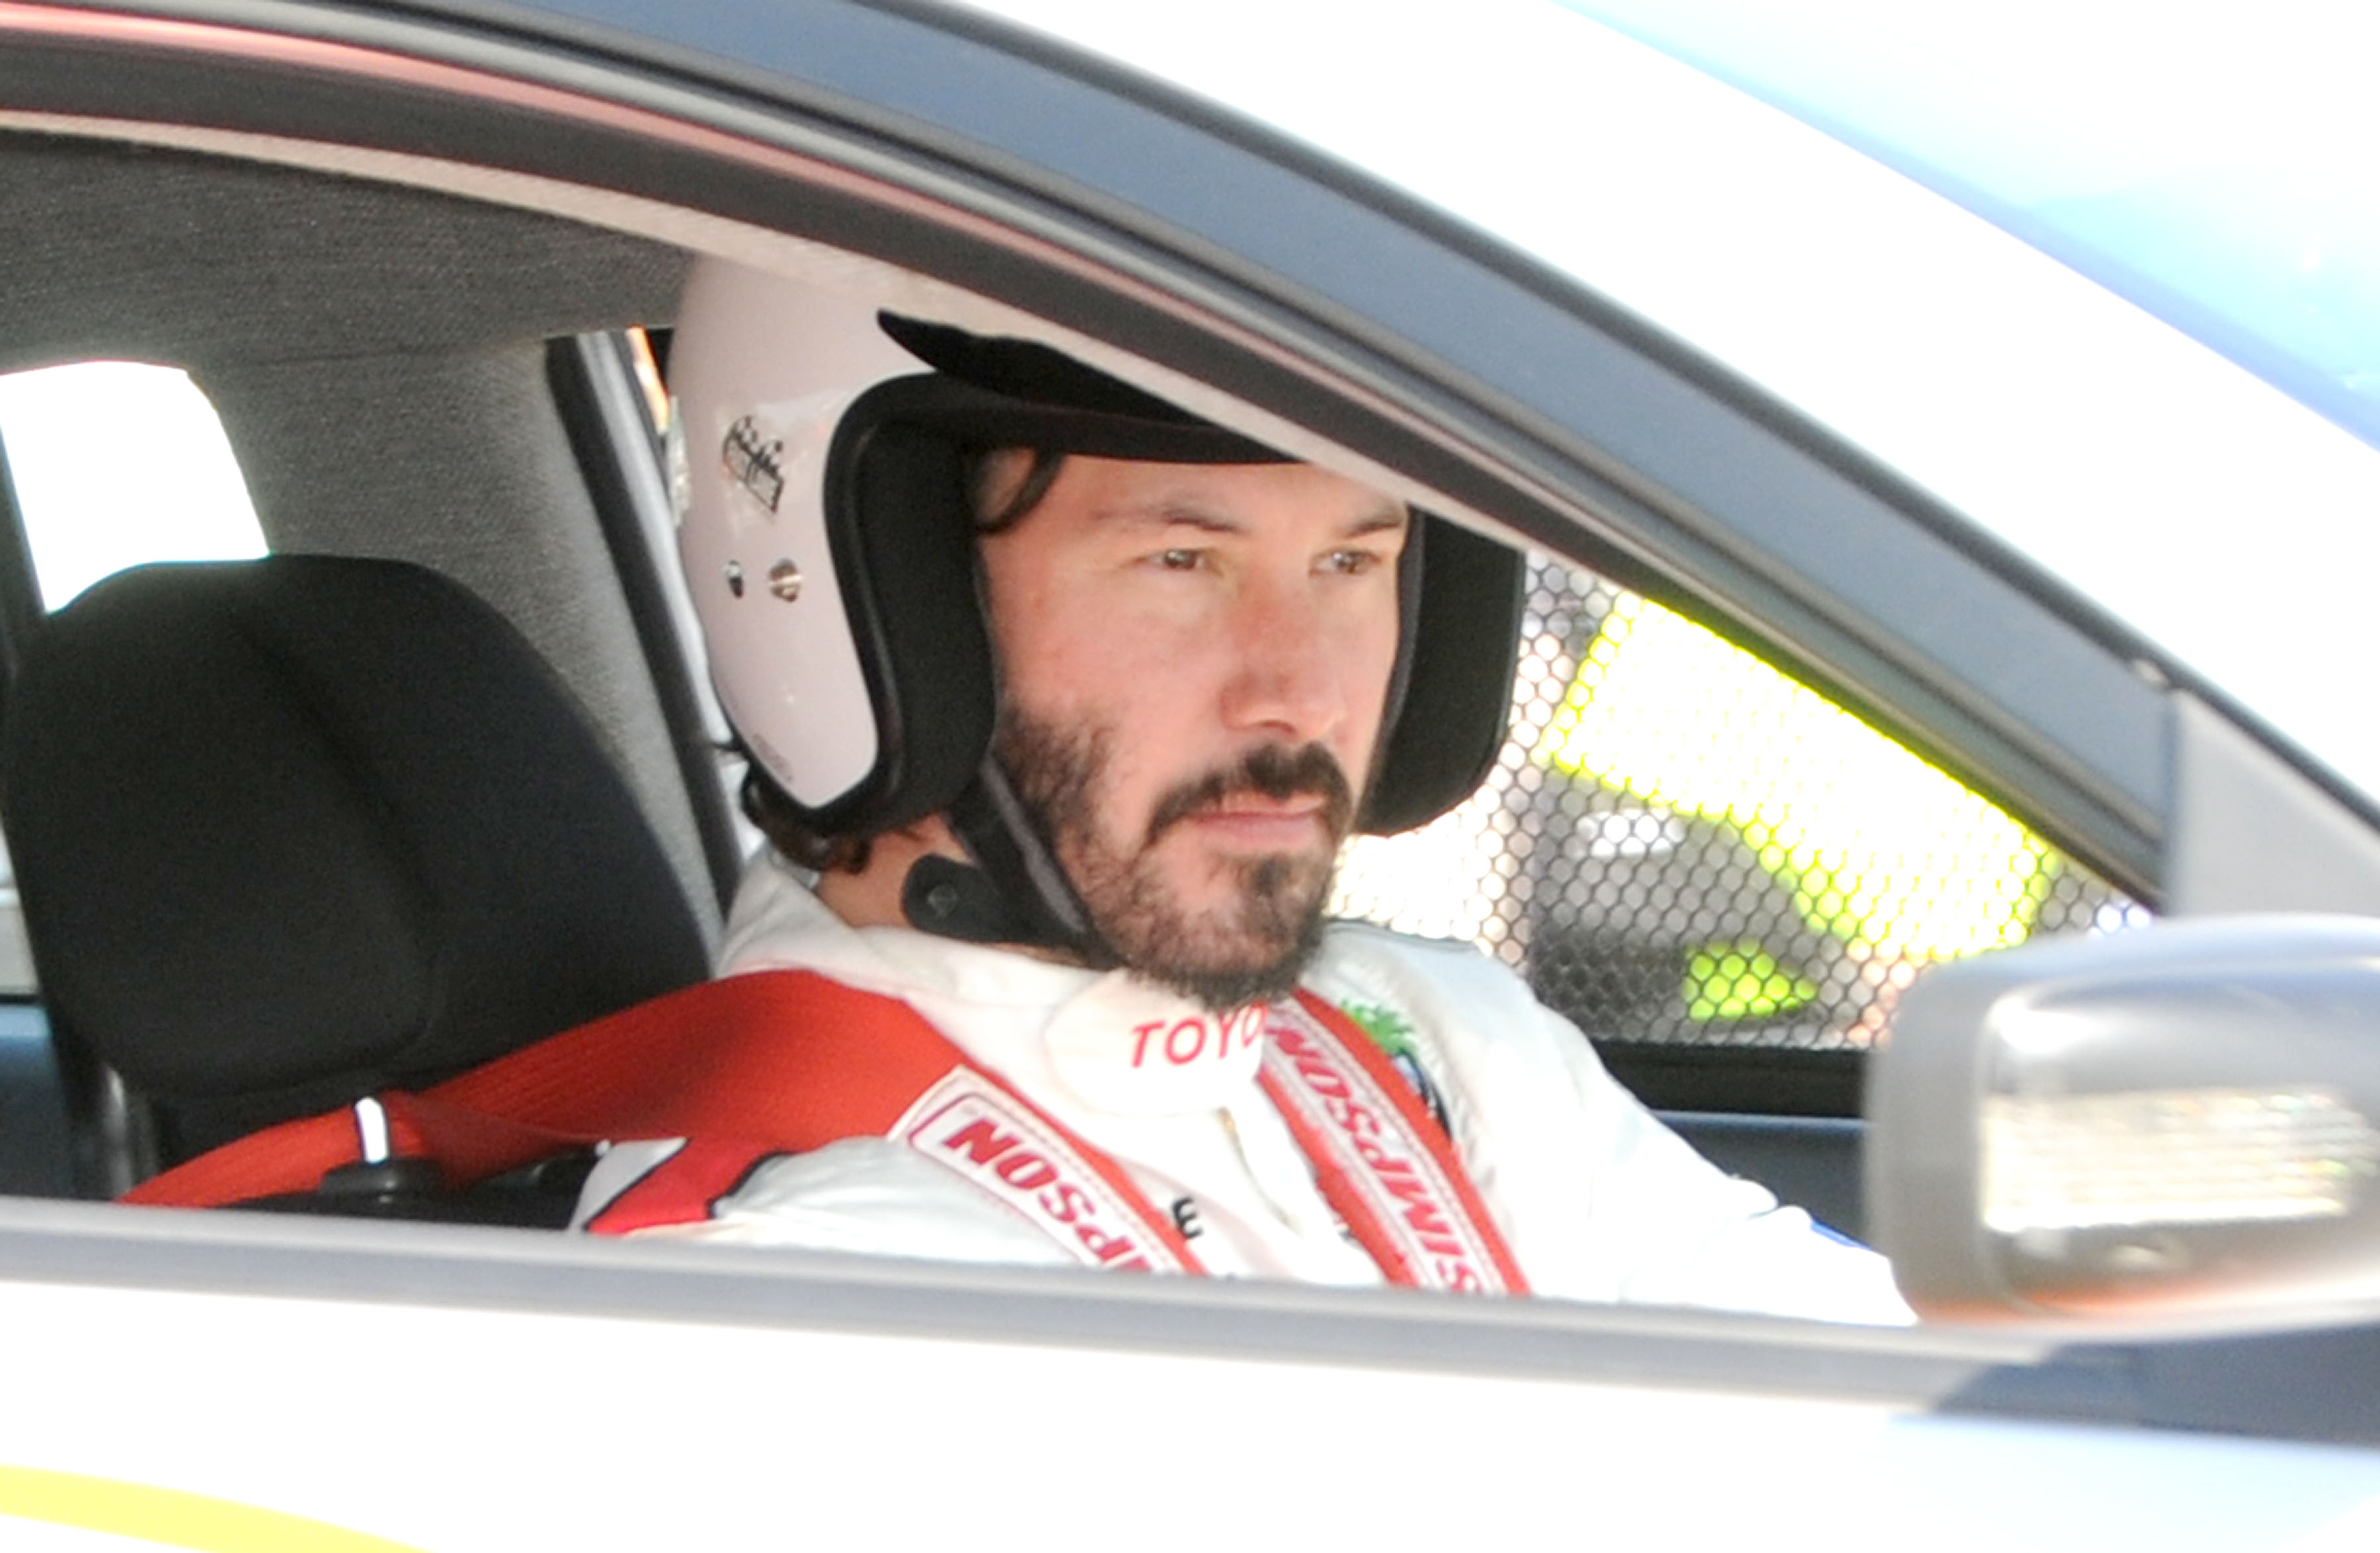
[1144, 743, 1355, 846]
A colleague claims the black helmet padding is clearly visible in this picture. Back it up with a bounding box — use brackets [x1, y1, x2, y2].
[1358, 517, 1525, 835]
[812, 405, 999, 838]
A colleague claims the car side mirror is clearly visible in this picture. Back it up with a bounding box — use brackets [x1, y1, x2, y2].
[1868, 916, 2380, 1323]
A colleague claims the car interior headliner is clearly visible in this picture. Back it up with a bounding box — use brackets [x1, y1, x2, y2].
[0, 132, 686, 369]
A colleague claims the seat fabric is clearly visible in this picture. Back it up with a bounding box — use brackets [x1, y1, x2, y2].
[0, 555, 712, 1167]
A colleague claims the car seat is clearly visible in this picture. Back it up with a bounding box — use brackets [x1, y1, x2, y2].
[0, 554, 714, 1219]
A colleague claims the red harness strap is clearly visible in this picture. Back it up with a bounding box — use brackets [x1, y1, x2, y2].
[578, 1046, 1205, 1275]
[122, 971, 1181, 1261]
[122, 970, 1524, 1294]
[123, 971, 911, 1206]
[1267, 994, 1530, 1295]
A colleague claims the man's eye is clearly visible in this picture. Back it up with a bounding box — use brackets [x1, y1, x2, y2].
[1154, 548, 1203, 571]
[1322, 549, 1381, 575]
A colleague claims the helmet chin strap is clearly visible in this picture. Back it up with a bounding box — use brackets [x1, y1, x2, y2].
[899, 755, 1121, 968]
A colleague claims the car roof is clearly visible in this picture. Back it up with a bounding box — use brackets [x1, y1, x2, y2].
[1567, 0, 2380, 456]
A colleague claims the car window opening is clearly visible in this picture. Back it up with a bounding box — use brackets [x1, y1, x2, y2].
[0, 360, 265, 612]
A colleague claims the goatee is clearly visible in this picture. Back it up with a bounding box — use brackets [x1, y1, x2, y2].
[994, 709, 1353, 1011]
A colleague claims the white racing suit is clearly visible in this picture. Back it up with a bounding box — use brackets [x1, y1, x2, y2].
[574, 852, 1913, 1324]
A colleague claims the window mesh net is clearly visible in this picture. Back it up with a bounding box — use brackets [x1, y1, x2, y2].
[1332, 555, 2149, 1053]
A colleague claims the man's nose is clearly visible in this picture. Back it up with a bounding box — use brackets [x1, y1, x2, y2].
[1218, 577, 1346, 740]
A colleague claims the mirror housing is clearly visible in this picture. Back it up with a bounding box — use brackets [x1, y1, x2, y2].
[1868, 916, 2380, 1322]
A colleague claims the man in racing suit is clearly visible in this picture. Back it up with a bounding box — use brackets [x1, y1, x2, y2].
[573, 265, 1910, 1324]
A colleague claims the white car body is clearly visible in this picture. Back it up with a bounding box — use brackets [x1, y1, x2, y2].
[1, 2, 2377, 1547]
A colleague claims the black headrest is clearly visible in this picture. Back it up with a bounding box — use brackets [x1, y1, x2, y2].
[0, 556, 711, 1153]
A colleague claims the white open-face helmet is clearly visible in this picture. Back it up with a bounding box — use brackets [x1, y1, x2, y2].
[669, 262, 920, 822]
[669, 258, 1526, 953]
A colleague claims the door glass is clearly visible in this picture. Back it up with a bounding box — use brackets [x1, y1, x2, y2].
[1331, 552, 2148, 1070]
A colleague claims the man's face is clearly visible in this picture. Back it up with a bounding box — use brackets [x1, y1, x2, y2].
[978, 456, 1409, 1009]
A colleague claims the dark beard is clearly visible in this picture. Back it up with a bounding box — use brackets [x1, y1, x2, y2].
[994, 709, 1353, 1011]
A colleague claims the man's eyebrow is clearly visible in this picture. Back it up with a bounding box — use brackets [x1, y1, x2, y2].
[1095, 498, 1244, 532]
[1092, 495, 1412, 536]
[1344, 501, 1411, 538]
